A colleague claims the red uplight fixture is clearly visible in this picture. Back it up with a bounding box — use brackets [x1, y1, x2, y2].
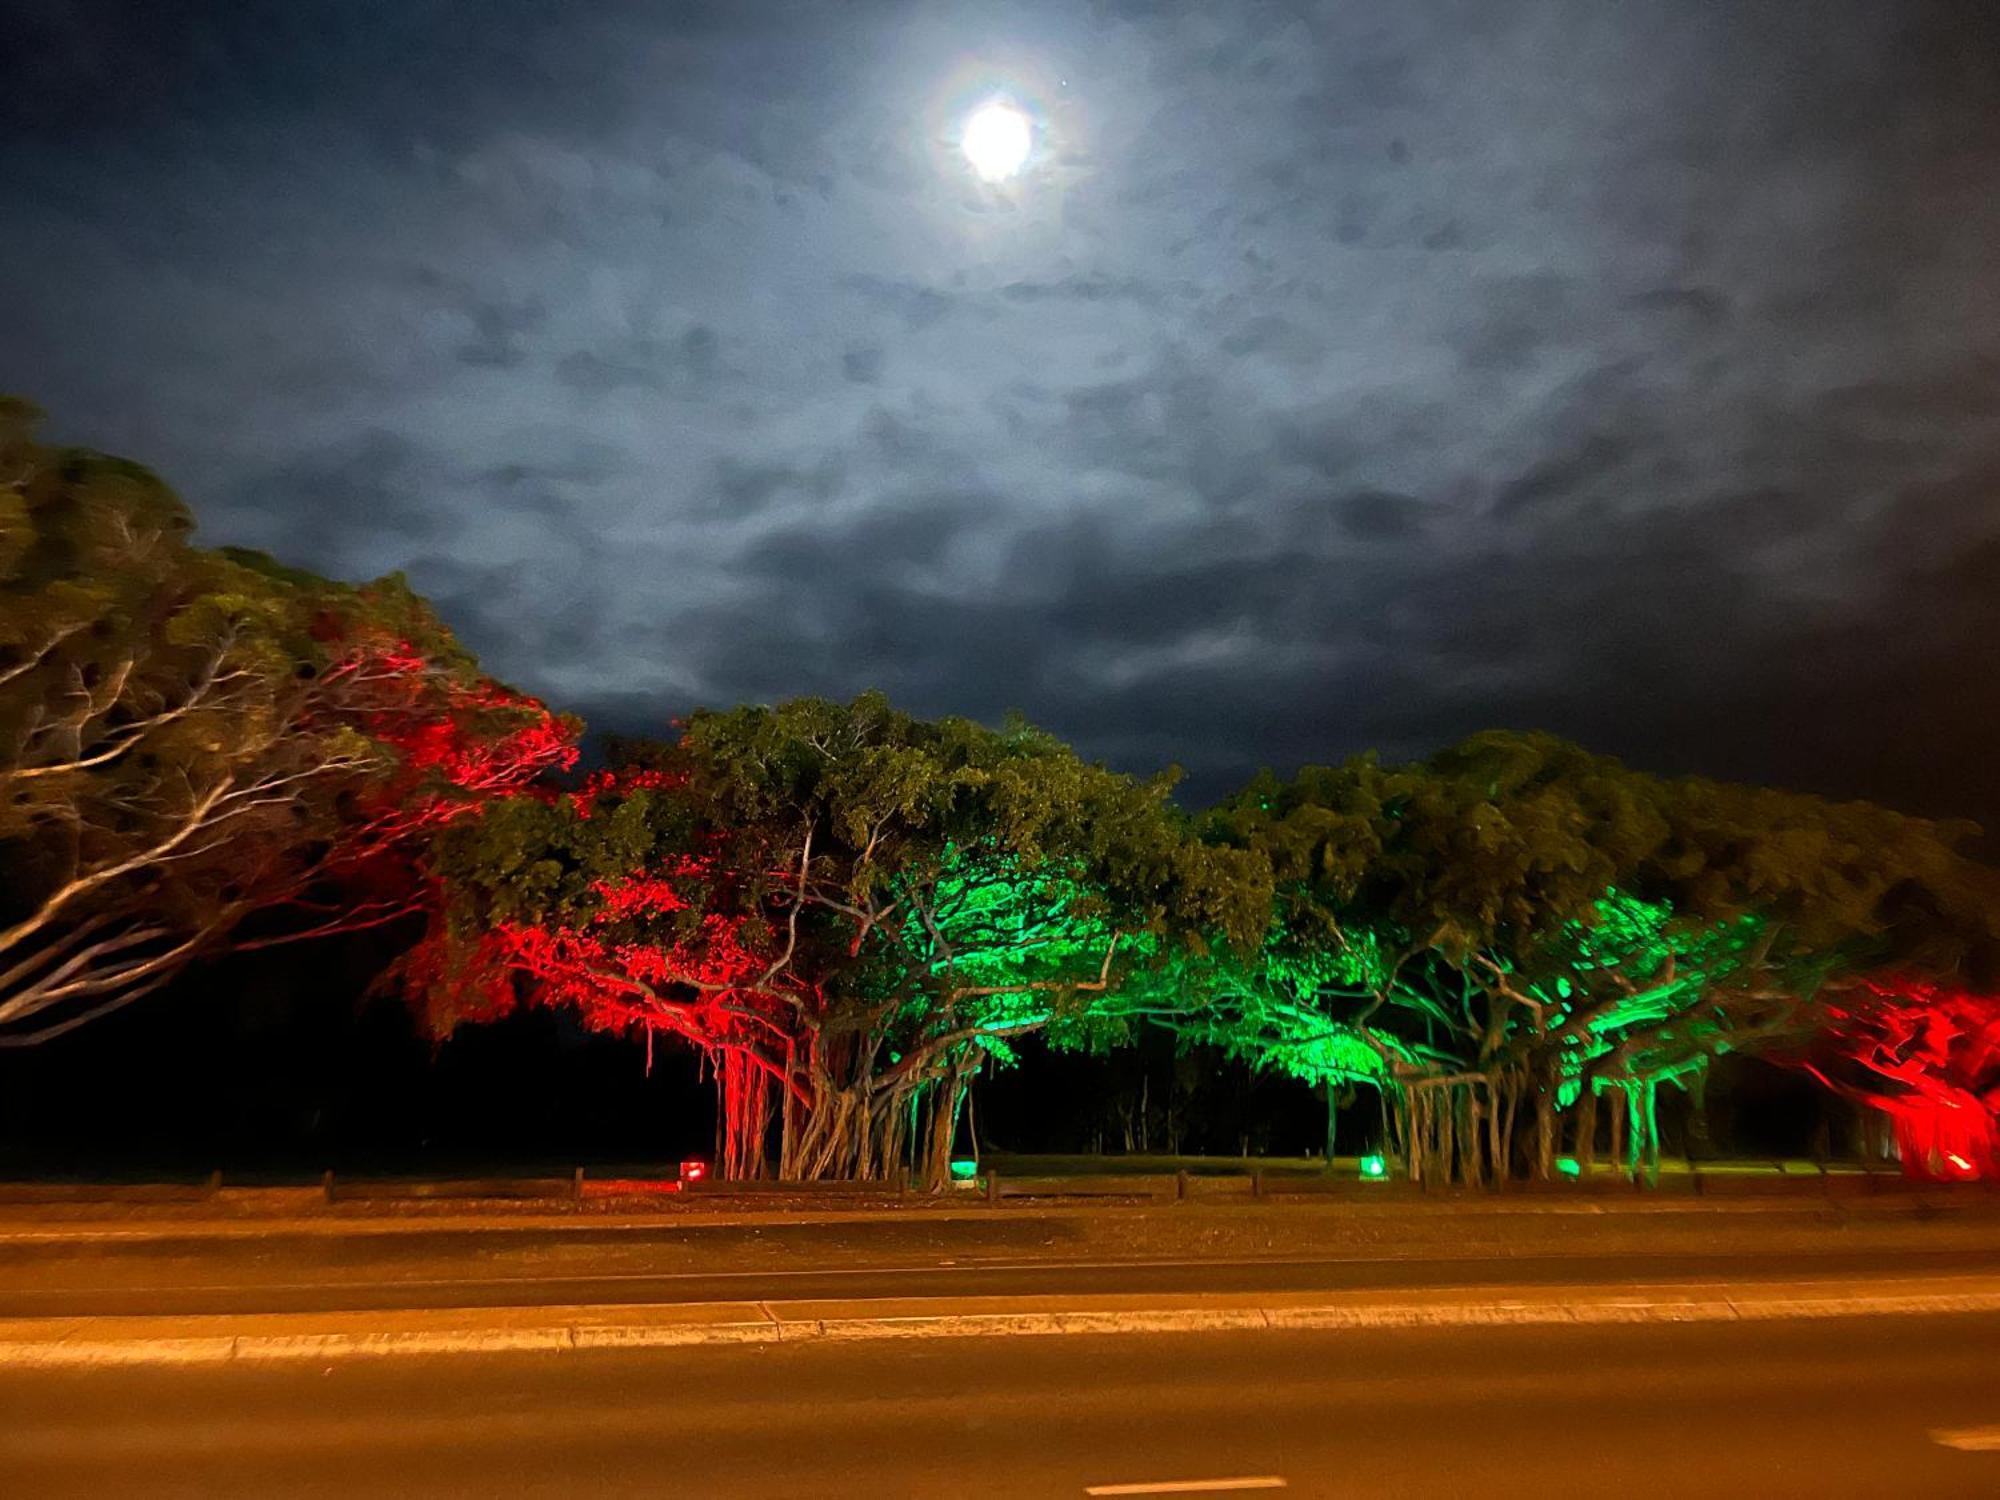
[679, 1159, 709, 1185]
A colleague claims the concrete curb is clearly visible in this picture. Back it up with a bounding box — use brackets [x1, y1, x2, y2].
[6, 1275, 1999, 1368]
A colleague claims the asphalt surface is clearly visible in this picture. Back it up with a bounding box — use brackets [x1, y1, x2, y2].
[11, 1208, 2000, 1312]
[11, 1242, 2000, 1318]
[12, 1206, 2000, 1318]
[5, 1314, 1999, 1496]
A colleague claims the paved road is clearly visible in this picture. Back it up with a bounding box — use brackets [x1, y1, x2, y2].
[5, 1313, 1999, 1495]
[12, 1208, 2000, 1318]
[10, 1242, 2000, 1318]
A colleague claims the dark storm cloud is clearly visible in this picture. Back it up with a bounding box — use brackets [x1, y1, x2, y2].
[1330, 491, 1432, 541]
[224, 430, 443, 557]
[6, 1, 2000, 833]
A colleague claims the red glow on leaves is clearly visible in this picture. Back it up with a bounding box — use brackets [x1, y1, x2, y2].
[252, 629, 579, 952]
[405, 770, 809, 1180]
[313, 639, 579, 879]
[1823, 979, 2000, 1181]
[570, 767, 685, 815]
[357, 651, 578, 803]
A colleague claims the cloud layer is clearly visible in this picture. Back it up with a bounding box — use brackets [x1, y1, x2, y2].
[5, 0, 1999, 827]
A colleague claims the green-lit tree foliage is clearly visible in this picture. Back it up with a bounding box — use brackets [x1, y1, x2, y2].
[424, 694, 1268, 1184]
[0, 400, 573, 1044]
[681, 695, 1269, 1184]
[1195, 732, 1997, 1185]
[17, 397, 1998, 1185]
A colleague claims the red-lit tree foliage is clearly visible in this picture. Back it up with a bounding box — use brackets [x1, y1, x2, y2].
[1809, 980, 2000, 1181]
[0, 403, 576, 1043]
[1185, 732, 2000, 1187]
[662, 697, 1266, 1187]
[408, 773, 806, 1180]
[254, 616, 580, 943]
[415, 697, 1267, 1184]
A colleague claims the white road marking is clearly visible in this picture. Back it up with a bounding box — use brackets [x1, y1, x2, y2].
[1085, 1479, 1287, 1495]
[1931, 1426, 2000, 1451]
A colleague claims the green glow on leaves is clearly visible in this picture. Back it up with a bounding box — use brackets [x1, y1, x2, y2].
[1538, 892, 1769, 1095]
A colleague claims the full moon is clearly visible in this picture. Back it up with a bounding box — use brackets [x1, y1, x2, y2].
[961, 101, 1032, 181]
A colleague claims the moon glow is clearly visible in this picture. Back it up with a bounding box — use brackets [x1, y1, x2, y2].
[961, 101, 1032, 181]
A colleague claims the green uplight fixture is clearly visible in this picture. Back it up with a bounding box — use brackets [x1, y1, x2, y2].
[1359, 1154, 1388, 1180]
[949, 1158, 980, 1181]
[1556, 1156, 1582, 1178]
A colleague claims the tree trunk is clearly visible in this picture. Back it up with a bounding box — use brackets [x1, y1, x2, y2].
[716, 1051, 771, 1180]
[1499, 1072, 1522, 1185]
[967, 1079, 981, 1162]
[779, 1041, 801, 1177]
[1686, 1068, 1712, 1162]
[1483, 1079, 1502, 1186]
[1463, 1087, 1486, 1189]
[1608, 1087, 1627, 1185]
[1576, 1086, 1600, 1179]
[1640, 1080, 1660, 1188]
[1533, 1075, 1556, 1182]
[920, 1077, 960, 1191]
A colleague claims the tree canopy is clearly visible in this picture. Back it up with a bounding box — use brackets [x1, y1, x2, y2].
[8, 397, 1998, 1185]
[1188, 731, 2000, 1183]
[0, 400, 574, 1044]
[419, 693, 1267, 1183]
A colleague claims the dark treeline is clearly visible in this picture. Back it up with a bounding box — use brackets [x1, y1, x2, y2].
[4, 404, 1998, 1185]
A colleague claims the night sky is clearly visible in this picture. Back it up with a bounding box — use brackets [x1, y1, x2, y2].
[5, 2, 1998, 830]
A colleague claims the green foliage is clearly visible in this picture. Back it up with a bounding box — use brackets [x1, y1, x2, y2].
[1181, 730, 2000, 1181]
[428, 693, 1274, 1180]
[25, 394, 1997, 1182]
[430, 698, 2000, 1184]
[0, 399, 565, 1044]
